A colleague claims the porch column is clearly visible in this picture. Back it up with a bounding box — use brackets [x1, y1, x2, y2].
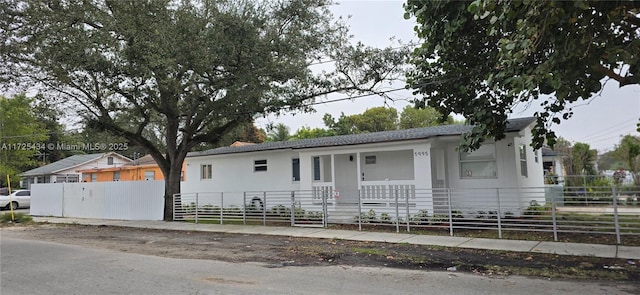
[356, 153, 362, 189]
[330, 154, 336, 189]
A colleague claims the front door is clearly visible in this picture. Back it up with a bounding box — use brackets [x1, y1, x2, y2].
[333, 153, 358, 204]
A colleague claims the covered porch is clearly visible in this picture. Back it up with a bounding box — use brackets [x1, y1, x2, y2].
[300, 143, 441, 215]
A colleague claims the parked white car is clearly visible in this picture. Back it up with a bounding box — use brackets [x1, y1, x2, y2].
[0, 190, 30, 210]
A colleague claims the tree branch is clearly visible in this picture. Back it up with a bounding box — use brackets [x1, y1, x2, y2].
[592, 64, 638, 87]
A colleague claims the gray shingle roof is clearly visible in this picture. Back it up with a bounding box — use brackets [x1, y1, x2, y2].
[541, 147, 559, 157]
[188, 117, 536, 158]
[21, 153, 107, 176]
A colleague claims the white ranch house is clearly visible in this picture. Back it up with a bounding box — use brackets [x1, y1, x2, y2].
[182, 117, 545, 219]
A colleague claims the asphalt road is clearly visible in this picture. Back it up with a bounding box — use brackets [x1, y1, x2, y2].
[1, 238, 638, 295]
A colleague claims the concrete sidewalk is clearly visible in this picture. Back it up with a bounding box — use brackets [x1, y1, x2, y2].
[31, 217, 640, 260]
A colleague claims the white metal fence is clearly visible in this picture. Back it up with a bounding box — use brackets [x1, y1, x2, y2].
[30, 181, 165, 220]
[174, 185, 640, 243]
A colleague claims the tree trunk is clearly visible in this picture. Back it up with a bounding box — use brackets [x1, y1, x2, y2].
[163, 159, 184, 221]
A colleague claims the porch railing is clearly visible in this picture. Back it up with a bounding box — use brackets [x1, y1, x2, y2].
[360, 180, 415, 204]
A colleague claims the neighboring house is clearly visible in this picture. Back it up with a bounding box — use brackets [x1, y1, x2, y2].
[77, 154, 186, 182]
[20, 152, 132, 189]
[542, 147, 564, 184]
[182, 117, 544, 215]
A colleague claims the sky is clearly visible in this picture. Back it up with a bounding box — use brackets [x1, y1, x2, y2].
[255, 0, 640, 154]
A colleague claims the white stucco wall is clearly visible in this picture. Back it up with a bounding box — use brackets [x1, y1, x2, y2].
[513, 125, 545, 188]
[445, 138, 516, 189]
[182, 150, 301, 194]
[442, 125, 544, 191]
[184, 141, 432, 196]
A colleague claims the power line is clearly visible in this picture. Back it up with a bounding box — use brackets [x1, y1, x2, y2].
[575, 117, 639, 142]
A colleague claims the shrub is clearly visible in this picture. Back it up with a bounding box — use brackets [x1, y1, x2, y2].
[379, 213, 392, 223]
[355, 209, 377, 223]
[524, 202, 551, 216]
[269, 205, 291, 218]
[410, 210, 430, 225]
[305, 211, 323, 221]
[428, 214, 449, 224]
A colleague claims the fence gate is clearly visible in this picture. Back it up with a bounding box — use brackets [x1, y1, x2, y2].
[291, 191, 326, 227]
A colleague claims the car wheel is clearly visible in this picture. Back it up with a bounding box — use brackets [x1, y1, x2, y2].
[8, 201, 18, 210]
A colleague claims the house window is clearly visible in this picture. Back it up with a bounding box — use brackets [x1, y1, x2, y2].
[201, 164, 212, 180]
[292, 158, 300, 181]
[144, 171, 155, 181]
[113, 171, 120, 181]
[519, 144, 528, 177]
[107, 156, 114, 165]
[253, 160, 267, 172]
[313, 156, 320, 181]
[459, 144, 497, 178]
[254, 159, 267, 172]
[365, 155, 377, 165]
[90, 173, 97, 182]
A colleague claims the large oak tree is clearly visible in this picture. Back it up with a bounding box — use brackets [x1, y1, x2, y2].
[0, 0, 409, 219]
[404, 0, 640, 151]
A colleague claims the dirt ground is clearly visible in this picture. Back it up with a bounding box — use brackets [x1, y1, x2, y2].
[2, 223, 640, 283]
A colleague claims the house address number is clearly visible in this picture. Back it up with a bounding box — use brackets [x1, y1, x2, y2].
[414, 151, 429, 156]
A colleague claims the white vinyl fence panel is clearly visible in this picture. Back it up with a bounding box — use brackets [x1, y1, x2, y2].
[30, 183, 64, 217]
[30, 181, 165, 220]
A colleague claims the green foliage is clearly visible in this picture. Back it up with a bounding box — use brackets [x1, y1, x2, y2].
[323, 107, 398, 135]
[379, 212, 392, 223]
[614, 135, 640, 186]
[30, 97, 71, 163]
[193, 121, 266, 151]
[0, 212, 33, 223]
[0, 0, 409, 220]
[355, 209, 378, 223]
[409, 209, 430, 224]
[399, 106, 454, 129]
[322, 106, 454, 136]
[0, 94, 49, 187]
[266, 123, 291, 142]
[572, 143, 597, 176]
[597, 150, 626, 172]
[292, 126, 336, 140]
[524, 203, 551, 216]
[405, 0, 640, 151]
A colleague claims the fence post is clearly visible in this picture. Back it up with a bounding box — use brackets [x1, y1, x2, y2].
[583, 174, 589, 206]
[290, 191, 295, 227]
[496, 188, 502, 239]
[447, 188, 454, 237]
[243, 192, 247, 225]
[172, 193, 175, 221]
[263, 191, 267, 226]
[220, 192, 224, 225]
[613, 186, 621, 245]
[394, 188, 400, 233]
[322, 189, 328, 228]
[195, 193, 199, 224]
[405, 188, 410, 233]
[551, 187, 558, 242]
[358, 189, 362, 231]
